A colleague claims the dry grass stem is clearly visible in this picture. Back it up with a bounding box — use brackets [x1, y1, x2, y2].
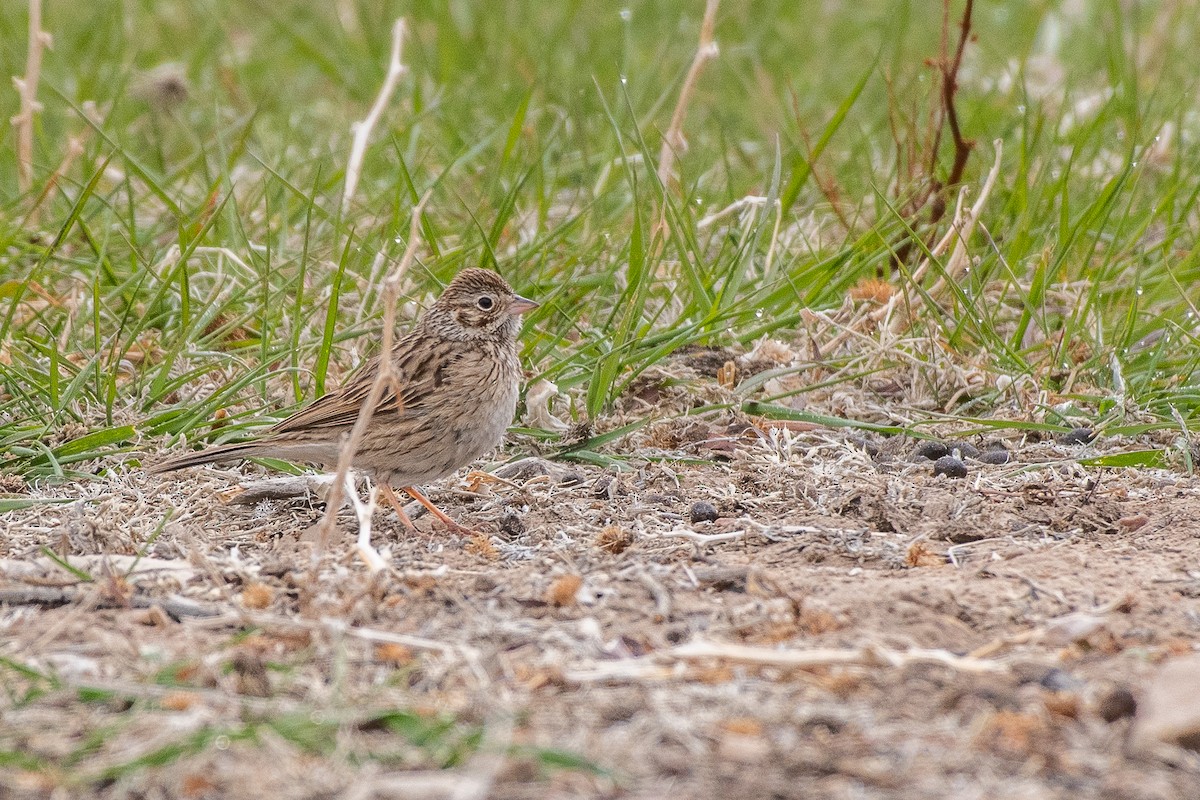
[655, 0, 720, 190]
[670, 640, 1009, 673]
[829, 137, 1001, 343]
[660, 528, 747, 546]
[312, 192, 430, 569]
[341, 17, 408, 215]
[11, 0, 48, 193]
[567, 640, 1009, 684]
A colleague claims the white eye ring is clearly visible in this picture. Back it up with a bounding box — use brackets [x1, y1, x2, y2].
[477, 296, 494, 310]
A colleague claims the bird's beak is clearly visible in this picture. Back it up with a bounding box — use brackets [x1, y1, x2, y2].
[510, 295, 539, 315]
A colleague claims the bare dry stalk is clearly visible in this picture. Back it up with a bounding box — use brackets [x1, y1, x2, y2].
[312, 192, 429, 567]
[341, 17, 408, 216]
[565, 639, 1009, 684]
[670, 640, 1009, 673]
[825, 139, 1001, 354]
[656, 0, 720, 190]
[12, 0, 49, 193]
[887, 138, 1003, 334]
[661, 528, 747, 546]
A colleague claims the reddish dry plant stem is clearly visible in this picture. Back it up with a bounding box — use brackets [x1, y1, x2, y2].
[926, 0, 976, 225]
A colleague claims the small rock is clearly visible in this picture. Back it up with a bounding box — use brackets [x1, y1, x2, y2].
[644, 493, 680, 508]
[913, 440, 949, 461]
[1059, 427, 1096, 445]
[497, 512, 524, 541]
[689, 501, 720, 524]
[932, 455, 968, 479]
[978, 449, 1012, 465]
[951, 442, 980, 459]
[848, 436, 880, 457]
[592, 476, 617, 499]
[1096, 685, 1137, 723]
[1039, 668, 1085, 693]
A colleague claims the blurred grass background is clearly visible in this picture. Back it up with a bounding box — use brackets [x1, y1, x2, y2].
[3, 0, 1200, 480]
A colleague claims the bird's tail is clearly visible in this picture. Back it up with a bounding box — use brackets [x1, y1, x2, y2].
[147, 441, 268, 474]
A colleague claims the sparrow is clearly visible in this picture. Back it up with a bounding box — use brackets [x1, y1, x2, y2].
[151, 268, 538, 533]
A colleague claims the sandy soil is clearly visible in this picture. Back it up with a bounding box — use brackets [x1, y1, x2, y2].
[4, 396, 1200, 798]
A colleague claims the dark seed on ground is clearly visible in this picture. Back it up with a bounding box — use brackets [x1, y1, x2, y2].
[913, 440, 949, 461]
[932, 455, 968, 479]
[689, 501, 719, 524]
[1096, 685, 1137, 722]
[978, 449, 1011, 465]
[1059, 427, 1096, 445]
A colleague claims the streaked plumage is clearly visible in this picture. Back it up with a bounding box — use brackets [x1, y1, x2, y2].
[151, 268, 537, 528]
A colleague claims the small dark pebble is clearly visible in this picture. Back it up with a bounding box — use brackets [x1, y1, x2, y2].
[913, 440, 949, 461]
[497, 512, 525, 541]
[1039, 668, 1086, 693]
[978, 449, 1012, 465]
[932, 455, 968, 478]
[1059, 427, 1096, 445]
[952, 442, 980, 459]
[848, 435, 880, 457]
[984, 440, 1008, 451]
[1096, 685, 1137, 722]
[689, 501, 720, 524]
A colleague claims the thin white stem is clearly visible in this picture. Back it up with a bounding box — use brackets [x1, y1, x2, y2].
[341, 18, 408, 215]
[346, 475, 385, 572]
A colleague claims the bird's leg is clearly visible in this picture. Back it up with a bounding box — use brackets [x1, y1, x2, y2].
[378, 483, 420, 533]
[345, 474, 386, 572]
[403, 486, 482, 536]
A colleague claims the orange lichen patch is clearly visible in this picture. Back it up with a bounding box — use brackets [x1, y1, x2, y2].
[465, 533, 499, 560]
[545, 574, 583, 607]
[720, 717, 765, 736]
[849, 277, 896, 304]
[374, 643, 414, 665]
[239, 582, 274, 610]
[160, 691, 201, 711]
[905, 540, 945, 567]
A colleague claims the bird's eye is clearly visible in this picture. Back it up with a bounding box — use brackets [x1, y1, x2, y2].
[477, 295, 494, 310]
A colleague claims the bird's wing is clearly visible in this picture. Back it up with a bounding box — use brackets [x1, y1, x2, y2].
[270, 334, 456, 434]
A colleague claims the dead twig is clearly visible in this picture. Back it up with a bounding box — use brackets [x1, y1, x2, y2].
[926, 0, 976, 224]
[0, 587, 220, 619]
[566, 639, 1009, 684]
[636, 569, 673, 621]
[312, 191, 429, 572]
[341, 18, 408, 215]
[660, 528, 747, 546]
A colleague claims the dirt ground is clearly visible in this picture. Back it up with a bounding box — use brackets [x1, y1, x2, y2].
[4, 382, 1200, 798]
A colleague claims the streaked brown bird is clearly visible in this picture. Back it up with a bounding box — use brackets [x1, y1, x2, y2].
[151, 268, 538, 532]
